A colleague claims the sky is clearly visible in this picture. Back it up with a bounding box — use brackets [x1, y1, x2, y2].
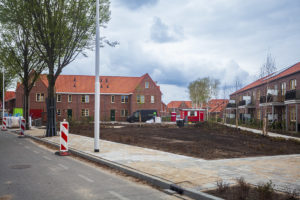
[62, 0, 300, 104]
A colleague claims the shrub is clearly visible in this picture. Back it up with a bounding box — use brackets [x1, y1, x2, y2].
[257, 180, 274, 200]
[236, 177, 250, 200]
[216, 179, 229, 193]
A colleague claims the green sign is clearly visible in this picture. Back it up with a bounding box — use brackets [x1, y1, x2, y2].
[13, 108, 23, 117]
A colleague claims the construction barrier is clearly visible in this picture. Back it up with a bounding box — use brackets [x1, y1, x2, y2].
[2, 117, 7, 131]
[59, 121, 70, 156]
[20, 119, 25, 136]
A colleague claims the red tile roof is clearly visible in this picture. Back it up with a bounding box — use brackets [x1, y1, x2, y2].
[167, 101, 192, 109]
[5, 91, 16, 101]
[207, 99, 229, 113]
[232, 62, 300, 95]
[38, 74, 155, 94]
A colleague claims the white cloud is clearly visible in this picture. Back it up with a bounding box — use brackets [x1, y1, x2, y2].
[63, 0, 300, 101]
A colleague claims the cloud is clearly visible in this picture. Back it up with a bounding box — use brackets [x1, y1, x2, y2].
[116, 0, 158, 10]
[150, 17, 184, 43]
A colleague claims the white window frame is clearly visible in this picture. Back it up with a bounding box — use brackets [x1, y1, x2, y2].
[151, 96, 155, 103]
[81, 95, 89, 103]
[36, 93, 45, 102]
[141, 95, 145, 104]
[81, 109, 89, 117]
[281, 82, 286, 95]
[68, 95, 72, 102]
[145, 81, 149, 89]
[111, 95, 115, 103]
[121, 109, 128, 117]
[57, 94, 62, 102]
[290, 79, 297, 90]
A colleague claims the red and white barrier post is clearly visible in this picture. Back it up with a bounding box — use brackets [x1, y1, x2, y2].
[2, 117, 7, 131]
[19, 119, 25, 137]
[59, 121, 70, 156]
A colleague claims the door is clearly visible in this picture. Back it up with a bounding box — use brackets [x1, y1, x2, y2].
[67, 109, 72, 119]
[110, 110, 115, 121]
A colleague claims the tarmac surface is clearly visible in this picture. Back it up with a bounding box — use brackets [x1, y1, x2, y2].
[24, 126, 300, 193]
[0, 131, 181, 200]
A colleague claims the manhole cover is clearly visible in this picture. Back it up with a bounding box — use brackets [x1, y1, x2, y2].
[10, 165, 31, 170]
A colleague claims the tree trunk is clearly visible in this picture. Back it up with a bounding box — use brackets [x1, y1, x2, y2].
[46, 74, 57, 137]
[23, 88, 30, 130]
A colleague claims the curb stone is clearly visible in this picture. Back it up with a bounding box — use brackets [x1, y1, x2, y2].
[25, 134, 223, 200]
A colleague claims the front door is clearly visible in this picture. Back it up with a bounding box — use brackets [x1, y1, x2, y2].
[110, 110, 115, 121]
[67, 109, 72, 119]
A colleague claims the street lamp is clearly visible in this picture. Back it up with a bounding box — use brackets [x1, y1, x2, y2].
[94, 0, 100, 152]
[2, 67, 5, 128]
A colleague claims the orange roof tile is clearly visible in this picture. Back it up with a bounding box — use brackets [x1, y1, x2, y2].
[208, 99, 229, 113]
[167, 101, 193, 109]
[5, 91, 16, 101]
[39, 74, 152, 94]
[232, 62, 300, 95]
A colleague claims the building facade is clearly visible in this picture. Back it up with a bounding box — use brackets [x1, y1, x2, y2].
[227, 62, 300, 132]
[16, 73, 162, 121]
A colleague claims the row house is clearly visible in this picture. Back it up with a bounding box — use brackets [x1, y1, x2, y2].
[227, 62, 300, 132]
[0, 91, 16, 115]
[167, 101, 193, 114]
[15, 73, 162, 122]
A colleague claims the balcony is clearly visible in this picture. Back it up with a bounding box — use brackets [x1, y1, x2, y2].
[285, 90, 300, 101]
[226, 103, 236, 108]
[238, 100, 246, 106]
[238, 99, 255, 107]
[260, 94, 285, 103]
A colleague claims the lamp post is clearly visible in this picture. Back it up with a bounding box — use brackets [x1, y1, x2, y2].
[2, 67, 5, 127]
[94, 0, 100, 152]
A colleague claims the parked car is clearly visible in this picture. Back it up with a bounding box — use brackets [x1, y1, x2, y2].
[127, 110, 157, 123]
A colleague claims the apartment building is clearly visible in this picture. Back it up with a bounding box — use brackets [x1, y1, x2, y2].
[15, 73, 162, 121]
[227, 62, 300, 132]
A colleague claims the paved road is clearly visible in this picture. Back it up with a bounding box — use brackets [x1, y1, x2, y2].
[0, 131, 177, 200]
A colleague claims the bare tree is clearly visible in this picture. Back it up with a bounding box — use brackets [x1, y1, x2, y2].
[259, 52, 276, 78]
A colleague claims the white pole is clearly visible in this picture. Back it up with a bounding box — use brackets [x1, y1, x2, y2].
[94, 0, 100, 152]
[2, 67, 4, 122]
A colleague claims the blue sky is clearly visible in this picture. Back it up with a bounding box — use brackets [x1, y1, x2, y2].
[62, 0, 300, 103]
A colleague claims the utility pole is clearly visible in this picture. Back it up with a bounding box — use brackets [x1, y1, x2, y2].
[94, 0, 100, 152]
[2, 67, 4, 124]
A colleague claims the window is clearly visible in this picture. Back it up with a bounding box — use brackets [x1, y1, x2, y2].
[111, 95, 115, 103]
[281, 82, 286, 95]
[57, 109, 61, 116]
[81, 109, 89, 117]
[36, 93, 45, 102]
[145, 81, 149, 88]
[290, 107, 296, 122]
[68, 95, 72, 102]
[290, 79, 297, 90]
[137, 95, 145, 104]
[57, 94, 61, 102]
[81, 95, 89, 103]
[121, 109, 128, 117]
[121, 96, 128, 103]
[151, 96, 155, 103]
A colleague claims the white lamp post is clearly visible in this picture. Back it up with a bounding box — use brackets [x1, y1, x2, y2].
[94, 0, 100, 152]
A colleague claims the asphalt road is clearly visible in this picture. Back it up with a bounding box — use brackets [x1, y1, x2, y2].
[0, 131, 177, 200]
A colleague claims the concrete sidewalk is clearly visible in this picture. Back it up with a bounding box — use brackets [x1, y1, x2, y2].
[223, 123, 300, 141]
[25, 127, 300, 193]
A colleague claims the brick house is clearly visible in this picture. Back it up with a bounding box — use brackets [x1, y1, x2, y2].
[167, 101, 192, 114]
[15, 73, 162, 121]
[207, 99, 229, 119]
[167, 99, 228, 117]
[227, 62, 300, 132]
[1, 91, 16, 115]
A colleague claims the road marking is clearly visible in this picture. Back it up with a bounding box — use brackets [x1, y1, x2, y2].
[78, 174, 94, 183]
[43, 156, 51, 161]
[25, 146, 30, 149]
[33, 150, 39, 154]
[58, 164, 68, 170]
[109, 191, 130, 200]
[18, 142, 22, 145]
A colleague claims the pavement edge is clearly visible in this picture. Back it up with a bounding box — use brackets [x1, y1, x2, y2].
[25, 134, 223, 200]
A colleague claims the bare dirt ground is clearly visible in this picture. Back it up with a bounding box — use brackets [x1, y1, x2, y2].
[70, 122, 300, 160]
